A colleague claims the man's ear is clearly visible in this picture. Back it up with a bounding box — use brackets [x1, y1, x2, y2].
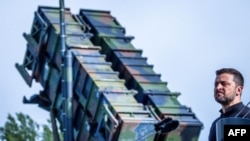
[236, 86, 243, 96]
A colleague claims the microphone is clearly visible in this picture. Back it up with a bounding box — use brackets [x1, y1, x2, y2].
[154, 117, 180, 134]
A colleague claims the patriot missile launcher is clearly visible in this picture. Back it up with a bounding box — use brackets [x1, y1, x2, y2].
[16, 6, 203, 141]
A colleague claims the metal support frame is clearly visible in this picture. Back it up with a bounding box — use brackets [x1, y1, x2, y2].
[59, 0, 73, 141]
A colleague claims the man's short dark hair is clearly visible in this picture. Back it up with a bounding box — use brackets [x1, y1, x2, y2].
[216, 68, 244, 87]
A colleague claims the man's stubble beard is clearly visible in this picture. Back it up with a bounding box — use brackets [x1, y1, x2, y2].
[215, 93, 235, 106]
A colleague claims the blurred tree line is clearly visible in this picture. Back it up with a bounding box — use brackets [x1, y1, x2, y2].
[0, 112, 59, 141]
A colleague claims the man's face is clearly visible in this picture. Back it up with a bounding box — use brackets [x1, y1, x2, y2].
[214, 73, 241, 105]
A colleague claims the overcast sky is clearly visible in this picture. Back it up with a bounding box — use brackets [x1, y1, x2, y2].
[1, 1, 250, 141]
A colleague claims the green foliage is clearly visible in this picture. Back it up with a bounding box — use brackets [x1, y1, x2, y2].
[41, 120, 53, 141]
[0, 112, 53, 141]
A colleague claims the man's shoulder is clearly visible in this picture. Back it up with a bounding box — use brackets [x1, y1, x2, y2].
[243, 106, 250, 118]
[236, 106, 250, 118]
[212, 117, 222, 125]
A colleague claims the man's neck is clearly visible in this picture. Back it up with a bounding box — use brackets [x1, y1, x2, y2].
[222, 101, 241, 113]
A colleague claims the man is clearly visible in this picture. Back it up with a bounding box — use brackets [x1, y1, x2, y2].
[208, 68, 250, 141]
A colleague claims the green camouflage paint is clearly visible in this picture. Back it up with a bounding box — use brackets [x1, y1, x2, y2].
[16, 6, 203, 141]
